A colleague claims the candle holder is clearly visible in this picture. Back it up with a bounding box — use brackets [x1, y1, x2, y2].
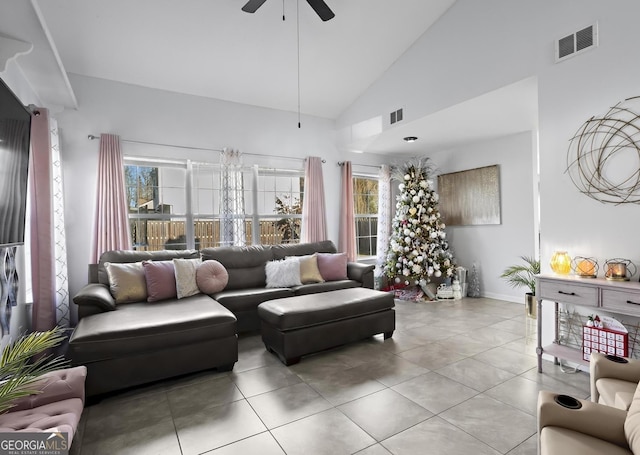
[550, 251, 571, 275]
[571, 256, 598, 278]
[604, 258, 636, 281]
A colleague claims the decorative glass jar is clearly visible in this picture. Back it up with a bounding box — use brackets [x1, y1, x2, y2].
[550, 251, 571, 274]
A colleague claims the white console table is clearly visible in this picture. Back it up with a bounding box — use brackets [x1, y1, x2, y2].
[536, 274, 640, 373]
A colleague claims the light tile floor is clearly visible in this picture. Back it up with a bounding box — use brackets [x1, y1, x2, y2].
[71, 297, 591, 455]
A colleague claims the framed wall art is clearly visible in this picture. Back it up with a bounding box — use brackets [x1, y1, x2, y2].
[437, 164, 501, 226]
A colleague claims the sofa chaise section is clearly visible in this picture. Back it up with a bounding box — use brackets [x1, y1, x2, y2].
[70, 250, 238, 397]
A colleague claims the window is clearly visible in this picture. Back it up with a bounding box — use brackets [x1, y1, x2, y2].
[125, 158, 304, 251]
[125, 159, 189, 250]
[254, 167, 304, 245]
[353, 176, 379, 257]
[191, 162, 246, 248]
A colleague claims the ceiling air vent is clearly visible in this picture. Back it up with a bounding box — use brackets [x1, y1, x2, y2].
[556, 23, 598, 62]
[390, 108, 403, 125]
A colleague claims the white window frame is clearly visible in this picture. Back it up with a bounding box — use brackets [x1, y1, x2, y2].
[252, 166, 305, 245]
[124, 156, 304, 249]
[353, 173, 379, 259]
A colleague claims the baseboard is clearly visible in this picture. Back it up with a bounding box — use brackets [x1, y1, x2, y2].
[481, 292, 524, 304]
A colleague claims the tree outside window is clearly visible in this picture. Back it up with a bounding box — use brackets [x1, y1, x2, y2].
[125, 165, 158, 214]
[125, 163, 187, 250]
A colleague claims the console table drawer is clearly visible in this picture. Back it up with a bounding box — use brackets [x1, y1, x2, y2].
[602, 289, 640, 316]
[538, 280, 597, 307]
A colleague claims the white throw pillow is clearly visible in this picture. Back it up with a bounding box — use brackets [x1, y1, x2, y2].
[265, 258, 302, 288]
[173, 258, 202, 299]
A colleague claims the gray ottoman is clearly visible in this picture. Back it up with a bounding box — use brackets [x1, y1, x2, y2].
[258, 287, 395, 365]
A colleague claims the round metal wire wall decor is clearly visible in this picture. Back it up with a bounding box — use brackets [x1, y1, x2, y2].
[566, 96, 640, 204]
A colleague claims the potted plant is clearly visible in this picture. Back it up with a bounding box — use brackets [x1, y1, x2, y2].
[500, 256, 541, 319]
[0, 327, 67, 413]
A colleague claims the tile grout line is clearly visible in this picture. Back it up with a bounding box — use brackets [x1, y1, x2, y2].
[165, 389, 188, 455]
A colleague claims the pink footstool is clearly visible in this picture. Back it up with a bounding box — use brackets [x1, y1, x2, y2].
[0, 366, 87, 443]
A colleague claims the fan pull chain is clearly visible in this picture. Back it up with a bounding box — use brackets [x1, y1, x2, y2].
[282, 0, 285, 20]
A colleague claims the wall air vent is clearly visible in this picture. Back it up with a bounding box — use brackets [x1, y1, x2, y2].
[556, 23, 598, 62]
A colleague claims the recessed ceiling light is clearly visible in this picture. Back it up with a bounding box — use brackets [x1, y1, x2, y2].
[403, 136, 418, 143]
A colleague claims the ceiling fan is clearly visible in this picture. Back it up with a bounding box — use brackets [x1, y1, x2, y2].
[242, 0, 335, 21]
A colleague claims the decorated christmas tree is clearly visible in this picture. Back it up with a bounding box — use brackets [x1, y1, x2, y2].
[384, 157, 455, 287]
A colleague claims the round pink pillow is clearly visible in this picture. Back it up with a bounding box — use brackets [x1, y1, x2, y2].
[196, 260, 229, 294]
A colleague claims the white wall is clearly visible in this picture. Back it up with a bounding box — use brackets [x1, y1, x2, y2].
[339, 0, 640, 293]
[537, 2, 640, 271]
[56, 74, 391, 313]
[431, 132, 537, 302]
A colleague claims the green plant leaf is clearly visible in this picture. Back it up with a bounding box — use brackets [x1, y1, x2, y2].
[500, 256, 540, 295]
[0, 327, 68, 414]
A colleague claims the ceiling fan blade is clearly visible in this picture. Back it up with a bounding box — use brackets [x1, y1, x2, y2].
[242, 0, 268, 13]
[306, 0, 335, 21]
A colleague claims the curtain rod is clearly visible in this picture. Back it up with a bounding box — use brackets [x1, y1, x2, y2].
[87, 134, 325, 163]
[88, 134, 222, 153]
[337, 161, 383, 169]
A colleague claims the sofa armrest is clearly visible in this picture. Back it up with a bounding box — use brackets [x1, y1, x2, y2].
[537, 390, 628, 448]
[73, 283, 116, 317]
[347, 262, 375, 289]
[590, 351, 640, 403]
[9, 366, 87, 412]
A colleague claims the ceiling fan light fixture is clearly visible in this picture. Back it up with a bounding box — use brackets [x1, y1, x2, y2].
[403, 136, 418, 143]
[241, 0, 334, 21]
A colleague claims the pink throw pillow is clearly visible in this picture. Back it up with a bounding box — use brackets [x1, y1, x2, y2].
[196, 260, 229, 294]
[316, 253, 348, 281]
[143, 260, 177, 302]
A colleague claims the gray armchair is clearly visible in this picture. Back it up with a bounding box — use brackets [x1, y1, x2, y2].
[537, 390, 632, 454]
[590, 351, 640, 410]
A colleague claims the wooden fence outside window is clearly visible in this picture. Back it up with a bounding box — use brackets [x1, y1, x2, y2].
[131, 219, 297, 251]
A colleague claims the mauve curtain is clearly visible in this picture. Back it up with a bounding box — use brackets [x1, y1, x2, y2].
[301, 156, 327, 242]
[375, 164, 392, 277]
[30, 109, 56, 331]
[339, 161, 357, 261]
[91, 134, 131, 263]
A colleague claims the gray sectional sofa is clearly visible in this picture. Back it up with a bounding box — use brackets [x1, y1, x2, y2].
[201, 240, 375, 332]
[69, 241, 374, 396]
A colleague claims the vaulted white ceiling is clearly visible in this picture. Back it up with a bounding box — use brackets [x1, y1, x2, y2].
[32, 0, 457, 119]
[1, 0, 538, 155]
